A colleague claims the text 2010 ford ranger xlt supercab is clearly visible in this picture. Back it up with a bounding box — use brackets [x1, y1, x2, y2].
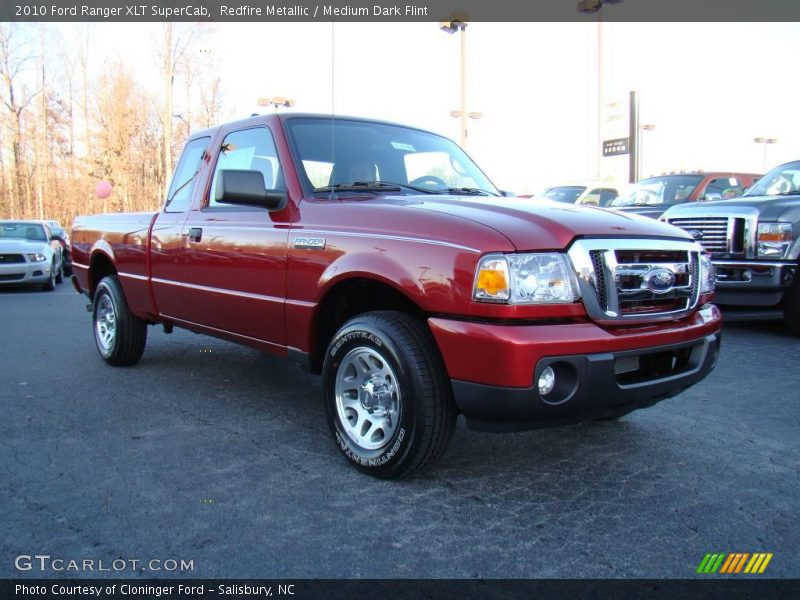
[72, 114, 722, 478]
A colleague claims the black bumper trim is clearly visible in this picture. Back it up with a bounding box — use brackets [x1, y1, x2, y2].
[452, 333, 721, 433]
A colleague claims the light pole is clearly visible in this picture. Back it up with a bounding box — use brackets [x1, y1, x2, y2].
[640, 124, 655, 177]
[754, 137, 777, 172]
[257, 96, 296, 111]
[440, 20, 475, 148]
[578, 0, 623, 179]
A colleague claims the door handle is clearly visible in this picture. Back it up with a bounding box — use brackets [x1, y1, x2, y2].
[188, 227, 202, 243]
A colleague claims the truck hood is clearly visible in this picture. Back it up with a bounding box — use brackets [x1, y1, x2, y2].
[613, 205, 671, 220]
[663, 193, 800, 222]
[391, 195, 692, 250]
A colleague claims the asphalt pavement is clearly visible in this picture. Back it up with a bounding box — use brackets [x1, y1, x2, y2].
[1, 282, 798, 578]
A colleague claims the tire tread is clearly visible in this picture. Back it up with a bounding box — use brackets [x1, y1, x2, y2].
[94, 275, 147, 366]
[327, 310, 456, 479]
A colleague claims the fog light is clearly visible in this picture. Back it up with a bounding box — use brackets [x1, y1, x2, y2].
[538, 366, 555, 396]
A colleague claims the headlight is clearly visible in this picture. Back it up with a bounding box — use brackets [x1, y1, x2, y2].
[26, 253, 47, 262]
[698, 253, 715, 294]
[473, 253, 580, 304]
[757, 222, 792, 258]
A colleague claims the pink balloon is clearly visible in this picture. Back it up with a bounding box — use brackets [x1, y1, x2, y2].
[95, 180, 113, 199]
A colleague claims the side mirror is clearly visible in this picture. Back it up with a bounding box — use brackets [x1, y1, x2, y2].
[50, 234, 63, 242]
[215, 170, 286, 211]
[703, 192, 722, 202]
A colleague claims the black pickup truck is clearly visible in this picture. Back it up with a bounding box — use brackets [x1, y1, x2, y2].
[662, 160, 800, 334]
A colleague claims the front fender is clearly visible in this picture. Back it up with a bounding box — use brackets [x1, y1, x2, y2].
[317, 251, 426, 307]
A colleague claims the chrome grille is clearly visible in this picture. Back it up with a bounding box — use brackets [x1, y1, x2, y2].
[568, 239, 703, 324]
[589, 250, 608, 311]
[667, 217, 728, 256]
[0, 253, 25, 264]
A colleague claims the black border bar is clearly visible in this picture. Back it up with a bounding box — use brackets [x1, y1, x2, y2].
[4, 0, 800, 22]
[3, 579, 800, 600]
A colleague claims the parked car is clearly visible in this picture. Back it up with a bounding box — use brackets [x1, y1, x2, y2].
[71, 113, 721, 478]
[44, 219, 72, 274]
[0, 220, 64, 291]
[663, 160, 800, 334]
[539, 182, 621, 207]
[611, 171, 761, 219]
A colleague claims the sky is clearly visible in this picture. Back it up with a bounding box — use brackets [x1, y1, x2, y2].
[51, 21, 800, 195]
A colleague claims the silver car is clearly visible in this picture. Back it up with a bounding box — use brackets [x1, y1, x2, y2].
[0, 220, 65, 291]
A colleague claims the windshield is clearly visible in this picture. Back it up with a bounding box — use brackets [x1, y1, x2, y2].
[0, 222, 47, 241]
[611, 175, 704, 207]
[285, 117, 500, 196]
[745, 161, 800, 197]
[541, 186, 585, 203]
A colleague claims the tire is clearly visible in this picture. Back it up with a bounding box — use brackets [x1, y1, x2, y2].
[55, 260, 64, 284]
[92, 275, 147, 366]
[41, 261, 56, 291]
[783, 275, 800, 336]
[322, 311, 457, 479]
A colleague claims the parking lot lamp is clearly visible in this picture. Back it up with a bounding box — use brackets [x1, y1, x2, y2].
[754, 137, 778, 172]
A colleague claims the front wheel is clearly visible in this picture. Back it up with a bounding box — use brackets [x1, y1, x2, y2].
[322, 311, 456, 479]
[41, 261, 56, 291]
[93, 275, 147, 366]
[783, 275, 800, 336]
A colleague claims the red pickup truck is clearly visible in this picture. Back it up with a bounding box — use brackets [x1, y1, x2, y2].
[71, 113, 722, 478]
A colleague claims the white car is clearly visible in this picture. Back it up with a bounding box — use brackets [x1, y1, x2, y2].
[539, 182, 622, 207]
[0, 220, 65, 291]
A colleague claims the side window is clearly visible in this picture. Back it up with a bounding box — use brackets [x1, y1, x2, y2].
[582, 189, 602, 206]
[706, 177, 743, 200]
[598, 188, 618, 206]
[209, 127, 285, 207]
[165, 137, 209, 213]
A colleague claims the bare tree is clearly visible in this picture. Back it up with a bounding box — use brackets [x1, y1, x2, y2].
[158, 23, 201, 189]
[0, 23, 38, 219]
[199, 73, 224, 129]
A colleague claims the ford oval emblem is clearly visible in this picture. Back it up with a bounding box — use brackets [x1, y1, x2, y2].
[644, 268, 676, 294]
[687, 229, 704, 240]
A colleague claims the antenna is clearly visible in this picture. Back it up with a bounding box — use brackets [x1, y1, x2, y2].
[330, 21, 336, 200]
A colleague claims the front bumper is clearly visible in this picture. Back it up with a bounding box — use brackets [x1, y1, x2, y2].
[0, 261, 52, 285]
[428, 305, 722, 431]
[712, 260, 796, 307]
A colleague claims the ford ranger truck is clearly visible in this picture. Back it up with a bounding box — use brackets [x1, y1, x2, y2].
[71, 114, 722, 479]
[663, 159, 800, 335]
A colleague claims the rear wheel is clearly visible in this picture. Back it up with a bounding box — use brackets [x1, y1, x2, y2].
[55, 259, 64, 284]
[93, 275, 147, 366]
[322, 311, 457, 479]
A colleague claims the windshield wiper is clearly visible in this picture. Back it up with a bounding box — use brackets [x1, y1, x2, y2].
[165, 170, 198, 206]
[438, 187, 497, 197]
[313, 181, 438, 194]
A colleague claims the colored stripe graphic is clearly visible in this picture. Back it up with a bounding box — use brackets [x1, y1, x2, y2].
[720, 553, 736, 574]
[696, 554, 713, 574]
[734, 553, 749, 573]
[701, 552, 773, 575]
[758, 553, 773, 574]
[697, 553, 726, 574]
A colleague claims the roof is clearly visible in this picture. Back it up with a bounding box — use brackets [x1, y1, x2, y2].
[188, 112, 440, 141]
